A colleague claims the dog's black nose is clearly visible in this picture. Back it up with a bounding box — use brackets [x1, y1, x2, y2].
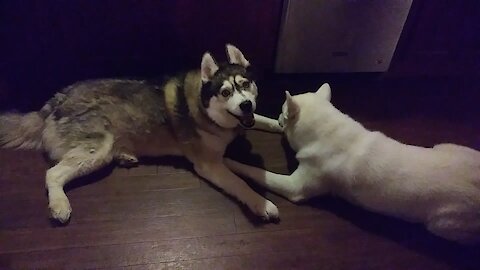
[239, 100, 253, 113]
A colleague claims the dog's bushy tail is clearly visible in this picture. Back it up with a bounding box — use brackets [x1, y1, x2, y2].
[0, 111, 45, 150]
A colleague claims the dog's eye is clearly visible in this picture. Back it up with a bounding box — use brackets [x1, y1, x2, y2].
[241, 81, 250, 88]
[221, 89, 230, 97]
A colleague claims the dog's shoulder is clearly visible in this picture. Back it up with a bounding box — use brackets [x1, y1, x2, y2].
[161, 70, 208, 142]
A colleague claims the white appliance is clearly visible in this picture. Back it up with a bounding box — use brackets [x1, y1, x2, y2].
[275, 0, 413, 73]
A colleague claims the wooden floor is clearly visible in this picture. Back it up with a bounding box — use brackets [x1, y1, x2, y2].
[1, 76, 480, 269]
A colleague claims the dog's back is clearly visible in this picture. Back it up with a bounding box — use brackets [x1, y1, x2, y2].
[0, 79, 167, 155]
[327, 113, 480, 243]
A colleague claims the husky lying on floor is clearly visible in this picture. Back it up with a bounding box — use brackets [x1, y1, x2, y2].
[0, 44, 282, 223]
[226, 83, 480, 243]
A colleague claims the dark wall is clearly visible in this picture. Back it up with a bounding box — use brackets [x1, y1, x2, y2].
[390, 0, 480, 76]
[0, 0, 283, 110]
[2, 0, 479, 111]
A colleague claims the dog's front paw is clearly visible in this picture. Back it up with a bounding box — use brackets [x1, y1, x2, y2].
[116, 153, 139, 167]
[49, 197, 72, 223]
[252, 200, 279, 221]
[270, 123, 284, 133]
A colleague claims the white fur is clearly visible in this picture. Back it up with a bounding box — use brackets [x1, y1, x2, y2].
[205, 96, 239, 129]
[227, 91, 247, 115]
[226, 44, 250, 67]
[235, 75, 248, 85]
[201, 53, 219, 82]
[250, 81, 258, 96]
[226, 83, 480, 243]
[221, 80, 233, 91]
[242, 91, 256, 110]
[46, 133, 114, 222]
[252, 114, 283, 133]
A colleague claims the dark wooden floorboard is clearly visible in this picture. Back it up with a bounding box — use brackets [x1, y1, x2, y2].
[1, 77, 480, 269]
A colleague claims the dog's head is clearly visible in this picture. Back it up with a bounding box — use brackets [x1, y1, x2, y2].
[278, 83, 332, 150]
[200, 44, 258, 129]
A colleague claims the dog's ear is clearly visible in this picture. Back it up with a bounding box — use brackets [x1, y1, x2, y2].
[201, 52, 219, 82]
[316, 83, 331, 101]
[285, 91, 299, 118]
[226, 44, 250, 67]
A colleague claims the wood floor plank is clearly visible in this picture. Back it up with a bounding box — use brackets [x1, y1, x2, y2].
[0, 212, 235, 253]
[0, 191, 235, 230]
[0, 238, 196, 270]
[1, 228, 454, 270]
[163, 249, 449, 270]
[1, 175, 237, 230]
[127, 165, 158, 176]
[115, 264, 168, 270]
[0, 166, 200, 200]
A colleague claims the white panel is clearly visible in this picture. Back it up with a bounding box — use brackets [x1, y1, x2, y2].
[276, 0, 412, 73]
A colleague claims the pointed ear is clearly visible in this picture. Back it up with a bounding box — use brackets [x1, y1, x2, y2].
[285, 91, 299, 118]
[316, 83, 331, 101]
[226, 44, 250, 67]
[201, 52, 219, 82]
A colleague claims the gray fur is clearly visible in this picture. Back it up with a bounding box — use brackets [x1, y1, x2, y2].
[0, 45, 283, 223]
[0, 111, 44, 149]
[0, 78, 175, 222]
[2, 79, 167, 158]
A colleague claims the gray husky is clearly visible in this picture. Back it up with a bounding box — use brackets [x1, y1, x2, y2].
[0, 44, 282, 223]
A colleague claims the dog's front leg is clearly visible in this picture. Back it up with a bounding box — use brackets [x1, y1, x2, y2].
[251, 114, 283, 133]
[194, 161, 279, 221]
[225, 158, 311, 203]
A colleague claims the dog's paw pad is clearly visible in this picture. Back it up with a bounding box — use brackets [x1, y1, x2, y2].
[49, 198, 72, 223]
[253, 200, 279, 222]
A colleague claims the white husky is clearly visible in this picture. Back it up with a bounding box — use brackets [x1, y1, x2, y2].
[226, 83, 480, 243]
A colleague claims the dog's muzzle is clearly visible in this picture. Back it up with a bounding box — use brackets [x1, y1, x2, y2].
[240, 113, 255, 128]
[239, 100, 253, 114]
[228, 111, 255, 128]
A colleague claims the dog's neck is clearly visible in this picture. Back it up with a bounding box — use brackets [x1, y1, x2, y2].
[293, 103, 369, 160]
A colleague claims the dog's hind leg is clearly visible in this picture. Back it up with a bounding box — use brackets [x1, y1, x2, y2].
[46, 133, 114, 223]
[251, 114, 283, 133]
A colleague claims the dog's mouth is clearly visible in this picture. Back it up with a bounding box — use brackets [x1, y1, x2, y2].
[228, 111, 255, 128]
